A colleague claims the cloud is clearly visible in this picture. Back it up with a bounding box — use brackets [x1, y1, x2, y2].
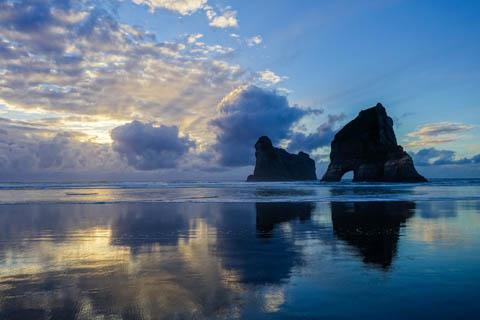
[186, 33, 203, 44]
[0, 116, 249, 180]
[111, 120, 195, 170]
[0, 118, 121, 173]
[0, 0, 245, 148]
[205, 7, 238, 28]
[131, 0, 207, 15]
[246, 35, 263, 47]
[257, 70, 287, 85]
[410, 122, 473, 136]
[131, 1, 239, 29]
[406, 122, 473, 148]
[210, 86, 309, 166]
[287, 113, 346, 153]
[411, 147, 479, 166]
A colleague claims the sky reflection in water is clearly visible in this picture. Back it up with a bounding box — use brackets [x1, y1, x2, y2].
[1, 200, 480, 319]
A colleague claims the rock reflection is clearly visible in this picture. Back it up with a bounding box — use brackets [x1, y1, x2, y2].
[0, 202, 320, 319]
[214, 202, 315, 285]
[1, 199, 479, 319]
[1, 201, 420, 319]
[256, 202, 315, 236]
[331, 201, 415, 269]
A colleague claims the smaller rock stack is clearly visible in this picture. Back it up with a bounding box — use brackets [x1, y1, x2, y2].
[247, 136, 317, 181]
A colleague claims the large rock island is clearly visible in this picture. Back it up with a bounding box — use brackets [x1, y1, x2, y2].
[321, 103, 426, 182]
[247, 136, 317, 181]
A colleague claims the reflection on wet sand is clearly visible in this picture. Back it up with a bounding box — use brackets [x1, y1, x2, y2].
[0, 204, 236, 319]
[1, 201, 479, 319]
[256, 202, 315, 236]
[0, 202, 317, 319]
[216, 203, 315, 286]
[331, 201, 415, 269]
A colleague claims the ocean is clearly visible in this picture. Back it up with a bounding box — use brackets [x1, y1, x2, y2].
[1, 179, 479, 319]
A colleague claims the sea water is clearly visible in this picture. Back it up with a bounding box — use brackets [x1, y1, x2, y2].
[0, 179, 479, 319]
[0, 178, 479, 204]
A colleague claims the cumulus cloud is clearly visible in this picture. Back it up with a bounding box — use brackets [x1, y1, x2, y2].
[411, 148, 479, 166]
[205, 7, 238, 28]
[111, 120, 195, 170]
[246, 35, 263, 47]
[210, 86, 312, 166]
[131, 0, 207, 15]
[287, 113, 346, 153]
[406, 122, 473, 147]
[257, 70, 287, 85]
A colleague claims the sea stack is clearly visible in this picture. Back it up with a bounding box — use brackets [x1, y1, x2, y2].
[247, 136, 317, 181]
[321, 103, 427, 182]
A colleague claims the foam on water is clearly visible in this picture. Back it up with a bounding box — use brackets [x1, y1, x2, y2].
[0, 178, 479, 204]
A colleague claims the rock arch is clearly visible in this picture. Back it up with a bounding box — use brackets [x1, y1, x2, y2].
[321, 103, 426, 182]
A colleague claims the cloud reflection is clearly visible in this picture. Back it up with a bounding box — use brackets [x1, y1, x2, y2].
[0, 202, 316, 318]
[2, 200, 473, 318]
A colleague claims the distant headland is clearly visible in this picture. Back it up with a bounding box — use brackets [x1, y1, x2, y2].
[247, 103, 427, 182]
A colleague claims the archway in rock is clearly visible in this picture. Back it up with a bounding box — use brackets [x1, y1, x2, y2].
[341, 170, 354, 181]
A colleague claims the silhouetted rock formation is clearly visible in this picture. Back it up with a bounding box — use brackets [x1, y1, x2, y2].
[321, 103, 426, 182]
[247, 136, 317, 181]
[331, 201, 415, 269]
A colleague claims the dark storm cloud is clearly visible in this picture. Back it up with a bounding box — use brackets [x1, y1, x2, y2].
[210, 85, 322, 167]
[411, 147, 480, 166]
[111, 120, 195, 170]
[287, 113, 346, 153]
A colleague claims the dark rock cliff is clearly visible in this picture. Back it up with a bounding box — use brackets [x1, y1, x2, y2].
[321, 103, 426, 182]
[247, 136, 317, 181]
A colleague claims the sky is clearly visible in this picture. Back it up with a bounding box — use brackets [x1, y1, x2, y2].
[0, 0, 479, 181]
